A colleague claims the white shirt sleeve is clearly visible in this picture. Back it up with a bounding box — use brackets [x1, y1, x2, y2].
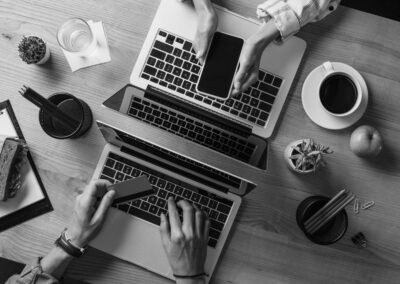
[257, 0, 341, 40]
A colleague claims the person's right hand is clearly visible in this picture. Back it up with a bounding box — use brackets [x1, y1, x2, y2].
[160, 197, 210, 278]
[192, 0, 218, 64]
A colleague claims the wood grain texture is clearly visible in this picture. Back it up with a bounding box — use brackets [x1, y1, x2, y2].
[1, 0, 400, 283]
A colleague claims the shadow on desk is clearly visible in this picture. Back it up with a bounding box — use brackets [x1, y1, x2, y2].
[0, 257, 89, 284]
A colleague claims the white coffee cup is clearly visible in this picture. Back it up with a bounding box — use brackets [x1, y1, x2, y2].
[319, 62, 363, 117]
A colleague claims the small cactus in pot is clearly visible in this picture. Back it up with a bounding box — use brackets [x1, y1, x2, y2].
[284, 138, 333, 174]
[18, 36, 50, 65]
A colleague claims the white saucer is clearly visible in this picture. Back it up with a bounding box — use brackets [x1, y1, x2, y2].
[302, 62, 368, 130]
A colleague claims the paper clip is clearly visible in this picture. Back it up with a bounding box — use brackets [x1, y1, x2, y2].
[361, 200, 375, 210]
[353, 198, 359, 214]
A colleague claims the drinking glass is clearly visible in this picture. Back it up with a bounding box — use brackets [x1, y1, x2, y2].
[57, 18, 97, 56]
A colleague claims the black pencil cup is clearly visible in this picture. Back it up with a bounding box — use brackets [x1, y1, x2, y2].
[296, 196, 348, 245]
[39, 93, 92, 139]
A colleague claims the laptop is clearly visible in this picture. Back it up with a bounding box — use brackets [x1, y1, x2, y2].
[91, 120, 253, 282]
[117, 0, 306, 169]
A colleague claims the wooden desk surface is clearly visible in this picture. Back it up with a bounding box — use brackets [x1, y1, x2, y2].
[1, 0, 400, 283]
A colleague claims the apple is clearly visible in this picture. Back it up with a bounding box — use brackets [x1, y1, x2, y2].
[350, 125, 383, 158]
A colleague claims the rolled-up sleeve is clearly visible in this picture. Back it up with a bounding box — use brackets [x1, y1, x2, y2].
[6, 258, 60, 284]
[257, 0, 341, 40]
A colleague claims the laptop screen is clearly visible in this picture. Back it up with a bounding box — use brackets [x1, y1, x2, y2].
[97, 121, 251, 194]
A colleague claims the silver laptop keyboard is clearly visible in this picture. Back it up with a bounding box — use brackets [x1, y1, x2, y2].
[128, 96, 256, 163]
[101, 152, 233, 248]
[140, 29, 284, 127]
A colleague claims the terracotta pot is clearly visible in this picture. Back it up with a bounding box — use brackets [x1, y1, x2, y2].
[284, 139, 317, 174]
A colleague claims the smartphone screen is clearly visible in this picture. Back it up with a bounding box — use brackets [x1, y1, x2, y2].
[197, 32, 244, 99]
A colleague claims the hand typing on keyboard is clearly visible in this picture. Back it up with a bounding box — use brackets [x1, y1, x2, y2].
[160, 197, 209, 283]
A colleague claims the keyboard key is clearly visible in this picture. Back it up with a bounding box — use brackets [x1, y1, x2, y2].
[140, 201, 150, 211]
[174, 186, 184, 195]
[159, 31, 167, 37]
[210, 219, 224, 231]
[154, 40, 173, 53]
[150, 77, 159, 84]
[250, 98, 259, 107]
[190, 74, 199, 83]
[182, 81, 191, 90]
[182, 51, 191, 60]
[191, 65, 200, 74]
[168, 84, 177, 91]
[165, 74, 174, 83]
[128, 206, 160, 225]
[273, 77, 283, 88]
[173, 67, 182, 76]
[183, 41, 192, 51]
[149, 205, 159, 215]
[173, 77, 183, 86]
[209, 210, 218, 220]
[190, 54, 199, 64]
[259, 112, 269, 121]
[164, 63, 173, 73]
[156, 70, 166, 80]
[208, 238, 218, 248]
[123, 165, 132, 175]
[260, 92, 275, 104]
[191, 192, 200, 202]
[106, 158, 115, 168]
[147, 57, 156, 66]
[251, 89, 260, 98]
[209, 228, 221, 239]
[264, 73, 274, 84]
[150, 49, 166, 60]
[173, 48, 182, 57]
[156, 60, 164, 69]
[182, 71, 190, 80]
[176, 37, 184, 44]
[200, 196, 210, 206]
[217, 203, 230, 214]
[212, 102, 221, 108]
[259, 70, 266, 81]
[259, 82, 278, 96]
[157, 198, 167, 208]
[114, 162, 124, 171]
[259, 102, 272, 112]
[158, 208, 167, 216]
[217, 213, 227, 223]
[166, 34, 175, 44]
[194, 95, 203, 101]
[243, 105, 251, 114]
[177, 88, 185, 94]
[148, 196, 158, 205]
[144, 65, 157, 76]
[166, 54, 174, 63]
[166, 182, 175, 191]
[182, 61, 191, 70]
[174, 58, 183, 67]
[183, 190, 192, 199]
[141, 73, 150, 80]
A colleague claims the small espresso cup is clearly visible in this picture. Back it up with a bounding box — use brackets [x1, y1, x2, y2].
[319, 62, 362, 117]
[39, 93, 93, 139]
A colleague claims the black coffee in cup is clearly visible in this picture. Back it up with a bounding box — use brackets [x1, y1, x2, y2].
[319, 74, 357, 114]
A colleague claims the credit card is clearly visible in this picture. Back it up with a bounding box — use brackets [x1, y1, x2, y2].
[108, 176, 155, 205]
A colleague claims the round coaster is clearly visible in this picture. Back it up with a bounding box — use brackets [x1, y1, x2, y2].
[301, 62, 368, 130]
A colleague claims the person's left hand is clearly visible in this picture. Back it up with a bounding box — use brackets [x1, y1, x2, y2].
[67, 179, 115, 247]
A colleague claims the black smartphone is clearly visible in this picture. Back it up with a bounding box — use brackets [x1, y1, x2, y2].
[196, 32, 244, 100]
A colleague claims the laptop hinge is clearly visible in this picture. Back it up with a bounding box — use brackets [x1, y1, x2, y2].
[144, 85, 253, 138]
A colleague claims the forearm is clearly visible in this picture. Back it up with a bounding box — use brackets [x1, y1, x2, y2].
[40, 246, 74, 279]
[248, 20, 280, 49]
[193, 0, 215, 14]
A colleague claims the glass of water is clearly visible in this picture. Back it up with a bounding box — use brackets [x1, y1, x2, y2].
[57, 18, 97, 56]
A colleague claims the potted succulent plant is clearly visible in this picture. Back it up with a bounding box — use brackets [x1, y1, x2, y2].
[284, 138, 333, 174]
[18, 36, 50, 65]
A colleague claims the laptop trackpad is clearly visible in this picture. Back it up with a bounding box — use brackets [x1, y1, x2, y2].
[90, 208, 171, 276]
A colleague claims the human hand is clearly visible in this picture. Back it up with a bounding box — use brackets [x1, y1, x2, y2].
[232, 21, 280, 96]
[160, 198, 209, 278]
[192, 0, 218, 64]
[68, 179, 115, 247]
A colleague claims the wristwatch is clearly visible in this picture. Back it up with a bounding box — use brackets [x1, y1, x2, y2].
[55, 228, 86, 258]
